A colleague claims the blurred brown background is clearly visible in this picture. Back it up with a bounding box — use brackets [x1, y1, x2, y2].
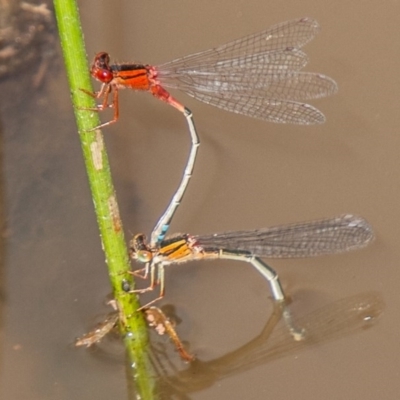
[0, 1, 398, 399]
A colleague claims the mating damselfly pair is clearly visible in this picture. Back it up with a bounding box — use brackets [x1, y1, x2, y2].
[83, 17, 374, 339]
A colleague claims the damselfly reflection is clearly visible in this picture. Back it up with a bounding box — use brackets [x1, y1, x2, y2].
[151, 292, 383, 397]
[75, 306, 193, 361]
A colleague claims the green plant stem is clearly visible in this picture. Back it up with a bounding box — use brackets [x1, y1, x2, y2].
[53, 1, 156, 398]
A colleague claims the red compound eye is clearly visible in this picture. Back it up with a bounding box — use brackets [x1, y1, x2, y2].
[91, 68, 112, 83]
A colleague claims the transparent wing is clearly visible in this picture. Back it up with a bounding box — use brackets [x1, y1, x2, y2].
[184, 73, 336, 124]
[156, 18, 337, 124]
[195, 214, 374, 258]
[158, 18, 320, 72]
[159, 49, 310, 89]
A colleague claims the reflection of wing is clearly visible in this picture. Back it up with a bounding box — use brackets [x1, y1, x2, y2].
[153, 292, 384, 395]
[196, 214, 374, 257]
[217, 292, 384, 377]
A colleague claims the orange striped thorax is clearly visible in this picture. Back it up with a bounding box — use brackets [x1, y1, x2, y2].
[130, 233, 205, 265]
[90, 52, 157, 92]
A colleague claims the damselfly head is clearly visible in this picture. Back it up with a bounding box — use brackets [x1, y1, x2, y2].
[129, 233, 153, 263]
[91, 52, 113, 83]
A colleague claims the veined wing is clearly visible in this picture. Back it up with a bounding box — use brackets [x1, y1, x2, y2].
[184, 89, 329, 124]
[180, 70, 337, 124]
[195, 214, 374, 258]
[158, 49, 310, 87]
[158, 18, 320, 72]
